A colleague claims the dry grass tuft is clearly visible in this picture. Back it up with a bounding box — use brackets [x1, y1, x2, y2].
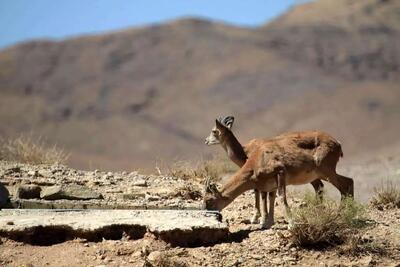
[162, 155, 237, 182]
[338, 234, 386, 256]
[289, 193, 366, 248]
[0, 135, 69, 165]
[370, 180, 400, 210]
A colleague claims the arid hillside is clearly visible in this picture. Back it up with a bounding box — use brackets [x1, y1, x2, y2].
[0, 0, 399, 170]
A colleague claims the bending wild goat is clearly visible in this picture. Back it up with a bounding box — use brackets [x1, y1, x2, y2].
[203, 117, 353, 228]
[205, 116, 326, 227]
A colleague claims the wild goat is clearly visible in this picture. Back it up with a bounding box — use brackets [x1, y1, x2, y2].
[203, 117, 353, 228]
[205, 116, 325, 227]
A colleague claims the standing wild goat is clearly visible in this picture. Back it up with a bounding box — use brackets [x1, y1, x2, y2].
[205, 116, 326, 227]
[203, 117, 353, 228]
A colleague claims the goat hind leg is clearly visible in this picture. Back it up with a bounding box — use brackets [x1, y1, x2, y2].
[311, 179, 324, 201]
[277, 170, 293, 227]
[336, 174, 354, 199]
[323, 170, 354, 199]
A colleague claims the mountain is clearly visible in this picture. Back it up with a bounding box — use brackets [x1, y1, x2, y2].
[0, 0, 399, 171]
[263, 0, 400, 80]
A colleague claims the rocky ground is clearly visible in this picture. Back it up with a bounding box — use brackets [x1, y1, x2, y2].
[0, 160, 399, 267]
[0, 161, 202, 210]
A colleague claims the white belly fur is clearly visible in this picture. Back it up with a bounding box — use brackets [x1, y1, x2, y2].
[287, 170, 319, 185]
[257, 170, 320, 192]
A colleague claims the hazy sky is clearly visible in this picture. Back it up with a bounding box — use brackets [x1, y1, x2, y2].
[0, 0, 308, 48]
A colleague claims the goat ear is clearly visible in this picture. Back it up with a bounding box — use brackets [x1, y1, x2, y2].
[223, 116, 234, 129]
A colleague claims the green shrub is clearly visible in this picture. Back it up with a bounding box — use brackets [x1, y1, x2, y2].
[340, 197, 367, 228]
[289, 193, 366, 248]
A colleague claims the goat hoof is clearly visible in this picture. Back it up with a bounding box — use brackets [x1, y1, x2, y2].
[260, 221, 273, 229]
[250, 215, 260, 224]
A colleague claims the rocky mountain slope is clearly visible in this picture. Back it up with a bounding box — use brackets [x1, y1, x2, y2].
[264, 0, 400, 80]
[0, 0, 399, 170]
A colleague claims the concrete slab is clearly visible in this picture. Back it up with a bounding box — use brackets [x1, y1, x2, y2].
[0, 209, 228, 247]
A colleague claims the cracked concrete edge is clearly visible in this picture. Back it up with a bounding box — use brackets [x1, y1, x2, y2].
[0, 209, 227, 232]
[0, 209, 229, 246]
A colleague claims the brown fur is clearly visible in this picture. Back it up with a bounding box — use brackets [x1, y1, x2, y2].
[204, 130, 354, 228]
[205, 118, 276, 226]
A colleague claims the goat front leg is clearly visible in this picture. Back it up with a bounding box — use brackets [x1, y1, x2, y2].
[259, 191, 269, 228]
[250, 189, 261, 224]
[277, 170, 293, 228]
[266, 190, 276, 228]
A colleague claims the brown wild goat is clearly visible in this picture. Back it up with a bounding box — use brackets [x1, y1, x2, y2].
[203, 117, 354, 228]
[205, 116, 326, 227]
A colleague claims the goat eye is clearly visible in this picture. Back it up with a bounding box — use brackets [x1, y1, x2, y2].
[212, 130, 218, 134]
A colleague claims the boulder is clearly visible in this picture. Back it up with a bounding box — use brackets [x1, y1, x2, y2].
[40, 185, 103, 200]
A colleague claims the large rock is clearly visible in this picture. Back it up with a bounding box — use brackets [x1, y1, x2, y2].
[0, 209, 228, 246]
[0, 184, 9, 208]
[40, 185, 103, 200]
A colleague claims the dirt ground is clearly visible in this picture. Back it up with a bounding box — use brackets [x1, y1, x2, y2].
[1, 194, 400, 266]
[0, 161, 400, 267]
